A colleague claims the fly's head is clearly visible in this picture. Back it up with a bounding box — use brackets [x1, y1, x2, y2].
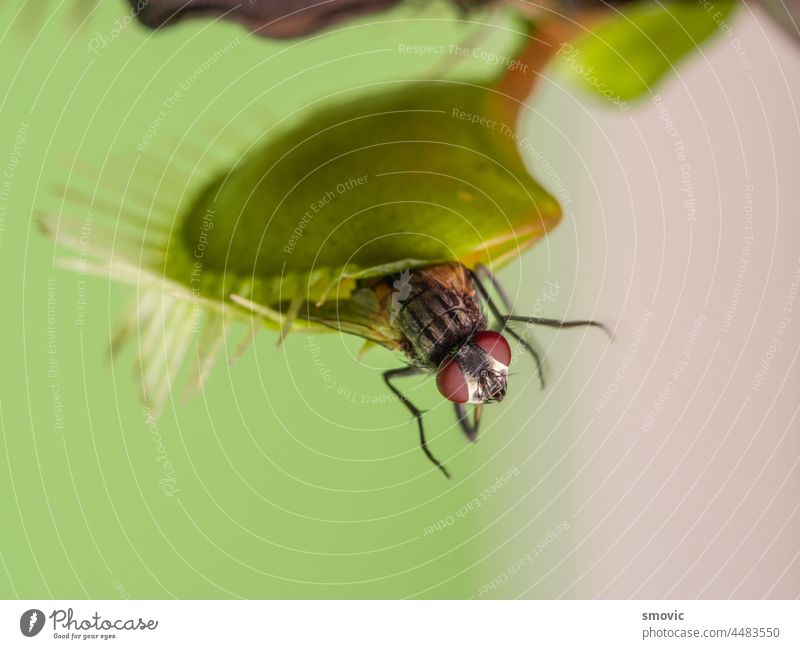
[436, 331, 511, 405]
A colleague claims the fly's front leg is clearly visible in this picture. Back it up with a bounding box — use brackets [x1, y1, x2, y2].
[475, 262, 609, 336]
[468, 266, 610, 390]
[468, 267, 546, 388]
[503, 315, 610, 337]
[383, 366, 450, 479]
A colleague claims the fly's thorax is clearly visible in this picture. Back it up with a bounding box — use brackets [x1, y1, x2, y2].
[389, 265, 486, 368]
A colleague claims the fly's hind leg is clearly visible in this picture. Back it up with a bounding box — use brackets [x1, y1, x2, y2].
[383, 366, 451, 479]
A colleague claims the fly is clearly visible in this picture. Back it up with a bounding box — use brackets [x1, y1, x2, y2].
[309, 262, 608, 479]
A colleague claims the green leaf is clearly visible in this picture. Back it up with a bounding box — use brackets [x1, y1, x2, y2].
[555, 0, 738, 104]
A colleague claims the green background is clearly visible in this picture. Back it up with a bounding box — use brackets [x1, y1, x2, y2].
[0, 0, 602, 598]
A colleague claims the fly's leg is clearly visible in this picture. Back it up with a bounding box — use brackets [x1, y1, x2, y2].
[455, 402, 483, 442]
[467, 267, 610, 389]
[503, 315, 610, 336]
[383, 366, 451, 479]
[468, 268, 547, 388]
[475, 263, 513, 313]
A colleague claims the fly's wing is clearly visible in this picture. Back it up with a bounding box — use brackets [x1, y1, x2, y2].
[304, 284, 406, 353]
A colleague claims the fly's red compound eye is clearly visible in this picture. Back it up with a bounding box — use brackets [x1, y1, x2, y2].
[436, 360, 469, 403]
[474, 331, 512, 366]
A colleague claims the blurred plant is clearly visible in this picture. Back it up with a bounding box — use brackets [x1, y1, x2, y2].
[125, 0, 798, 49]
